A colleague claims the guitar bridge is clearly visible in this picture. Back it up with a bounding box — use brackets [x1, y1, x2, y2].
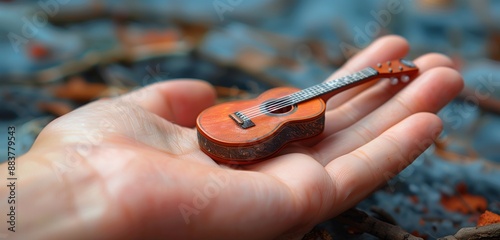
[229, 112, 255, 129]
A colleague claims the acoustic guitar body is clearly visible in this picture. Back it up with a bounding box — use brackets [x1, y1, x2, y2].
[196, 87, 326, 164]
[196, 59, 419, 164]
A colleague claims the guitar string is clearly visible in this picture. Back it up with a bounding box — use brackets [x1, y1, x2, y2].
[237, 91, 306, 118]
[240, 85, 332, 118]
[242, 83, 343, 118]
[239, 69, 374, 119]
[239, 68, 377, 119]
[237, 65, 414, 119]
[241, 84, 336, 118]
[240, 69, 375, 118]
[243, 98, 296, 118]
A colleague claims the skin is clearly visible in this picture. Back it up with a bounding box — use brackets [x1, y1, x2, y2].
[0, 36, 463, 239]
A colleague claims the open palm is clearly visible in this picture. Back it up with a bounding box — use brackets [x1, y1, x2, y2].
[10, 36, 463, 240]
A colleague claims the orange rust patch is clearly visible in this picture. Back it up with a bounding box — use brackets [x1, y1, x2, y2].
[477, 210, 500, 227]
[440, 183, 488, 214]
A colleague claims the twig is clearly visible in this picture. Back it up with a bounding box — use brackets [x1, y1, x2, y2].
[370, 206, 398, 225]
[302, 228, 333, 240]
[438, 223, 500, 240]
[334, 208, 423, 240]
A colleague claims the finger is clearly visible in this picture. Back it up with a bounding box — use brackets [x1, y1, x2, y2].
[119, 79, 216, 127]
[322, 113, 442, 217]
[243, 150, 335, 232]
[321, 53, 454, 137]
[314, 66, 463, 164]
[323, 35, 409, 109]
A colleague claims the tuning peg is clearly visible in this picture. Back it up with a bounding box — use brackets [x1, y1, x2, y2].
[401, 75, 410, 83]
[390, 77, 399, 85]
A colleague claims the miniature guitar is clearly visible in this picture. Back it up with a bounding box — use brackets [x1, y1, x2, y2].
[196, 59, 419, 164]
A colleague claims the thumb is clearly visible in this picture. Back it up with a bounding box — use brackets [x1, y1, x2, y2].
[120, 79, 217, 127]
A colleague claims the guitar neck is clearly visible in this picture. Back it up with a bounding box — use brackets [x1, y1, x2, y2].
[288, 67, 379, 104]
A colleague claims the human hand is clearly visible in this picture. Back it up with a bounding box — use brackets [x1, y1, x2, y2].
[1, 35, 463, 239]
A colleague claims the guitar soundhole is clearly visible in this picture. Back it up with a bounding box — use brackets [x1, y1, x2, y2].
[262, 100, 296, 116]
[270, 105, 293, 114]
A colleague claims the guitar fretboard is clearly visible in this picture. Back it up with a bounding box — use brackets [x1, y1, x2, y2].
[286, 67, 378, 104]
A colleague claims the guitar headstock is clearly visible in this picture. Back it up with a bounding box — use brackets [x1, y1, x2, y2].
[372, 59, 419, 85]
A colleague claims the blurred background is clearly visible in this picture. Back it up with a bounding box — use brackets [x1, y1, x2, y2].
[1, 0, 499, 239]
